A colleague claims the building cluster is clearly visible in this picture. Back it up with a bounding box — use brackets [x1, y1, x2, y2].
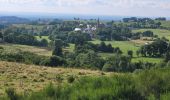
[74, 18, 105, 38]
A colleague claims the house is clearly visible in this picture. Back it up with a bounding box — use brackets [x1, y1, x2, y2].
[74, 28, 81, 32]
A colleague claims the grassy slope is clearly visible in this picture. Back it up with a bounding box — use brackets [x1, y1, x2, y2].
[0, 43, 52, 57]
[0, 61, 114, 95]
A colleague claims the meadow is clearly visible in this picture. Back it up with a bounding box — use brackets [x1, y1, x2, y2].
[90, 40, 163, 63]
[132, 29, 170, 40]
[35, 36, 51, 42]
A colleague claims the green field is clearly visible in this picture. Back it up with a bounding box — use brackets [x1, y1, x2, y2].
[35, 36, 51, 42]
[132, 29, 170, 40]
[91, 40, 140, 55]
[90, 40, 163, 63]
[159, 21, 170, 28]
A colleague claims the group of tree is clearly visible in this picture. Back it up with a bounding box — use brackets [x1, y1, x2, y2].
[122, 17, 162, 29]
[3, 32, 48, 47]
[96, 25, 132, 41]
[155, 17, 166, 21]
[74, 42, 122, 54]
[67, 31, 92, 45]
[131, 30, 155, 40]
[137, 38, 169, 57]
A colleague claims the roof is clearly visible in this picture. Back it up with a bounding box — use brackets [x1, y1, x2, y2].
[74, 28, 81, 31]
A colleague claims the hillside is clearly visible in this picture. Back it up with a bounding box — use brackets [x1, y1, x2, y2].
[0, 16, 30, 24]
[0, 61, 113, 95]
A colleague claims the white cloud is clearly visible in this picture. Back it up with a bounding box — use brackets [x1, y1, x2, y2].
[0, 0, 170, 17]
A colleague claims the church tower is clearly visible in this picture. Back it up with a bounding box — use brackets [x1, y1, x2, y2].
[97, 18, 100, 28]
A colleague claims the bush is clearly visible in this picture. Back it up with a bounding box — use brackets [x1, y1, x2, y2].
[0, 46, 3, 49]
[5, 88, 18, 100]
[67, 76, 75, 83]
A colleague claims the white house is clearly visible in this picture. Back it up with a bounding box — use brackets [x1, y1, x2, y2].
[74, 28, 81, 32]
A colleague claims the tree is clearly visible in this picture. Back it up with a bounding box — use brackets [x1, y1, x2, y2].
[142, 31, 154, 37]
[139, 39, 169, 57]
[75, 51, 105, 69]
[49, 56, 65, 67]
[52, 39, 63, 56]
[0, 31, 3, 42]
[40, 39, 48, 47]
[0, 31, 3, 39]
[98, 42, 107, 52]
[127, 50, 133, 58]
[136, 50, 140, 57]
[68, 31, 91, 45]
[164, 52, 170, 62]
[103, 55, 132, 72]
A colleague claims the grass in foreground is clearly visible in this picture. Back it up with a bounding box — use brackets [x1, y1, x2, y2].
[1, 67, 170, 100]
[0, 61, 113, 95]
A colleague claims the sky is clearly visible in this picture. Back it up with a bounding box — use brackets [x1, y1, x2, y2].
[0, 0, 170, 17]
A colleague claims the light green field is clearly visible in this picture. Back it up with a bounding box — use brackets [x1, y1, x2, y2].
[91, 40, 163, 63]
[132, 57, 163, 63]
[91, 40, 140, 55]
[64, 43, 75, 52]
[35, 36, 51, 42]
[159, 21, 170, 28]
[132, 29, 170, 40]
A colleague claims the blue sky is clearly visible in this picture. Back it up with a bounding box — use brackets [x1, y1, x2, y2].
[0, 0, 170, 17]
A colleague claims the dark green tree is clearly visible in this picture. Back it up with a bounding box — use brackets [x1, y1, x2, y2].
[40, 39, 48, 47]
[127, 50, 133, 58]
[52, 39, 63, 56]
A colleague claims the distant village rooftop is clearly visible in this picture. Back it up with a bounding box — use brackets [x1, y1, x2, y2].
[74, 28, 81, 31]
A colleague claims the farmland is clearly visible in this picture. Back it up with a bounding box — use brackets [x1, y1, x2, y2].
[132, 29, 170, 40]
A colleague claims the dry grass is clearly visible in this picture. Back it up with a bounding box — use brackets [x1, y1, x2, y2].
[0, 61, 115, 95]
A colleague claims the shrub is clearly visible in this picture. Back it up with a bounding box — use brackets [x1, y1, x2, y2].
[67, 76, 75, 83]
[5, 88, 18, 100]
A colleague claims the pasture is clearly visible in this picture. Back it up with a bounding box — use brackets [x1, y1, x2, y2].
[132, 29, 170, 40]
[91, 40, 163, 63]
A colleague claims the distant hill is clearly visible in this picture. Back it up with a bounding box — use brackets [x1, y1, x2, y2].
[0, 16, 30, 24]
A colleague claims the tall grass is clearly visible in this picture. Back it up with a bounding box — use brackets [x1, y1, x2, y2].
[2, 68, 170, 100]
